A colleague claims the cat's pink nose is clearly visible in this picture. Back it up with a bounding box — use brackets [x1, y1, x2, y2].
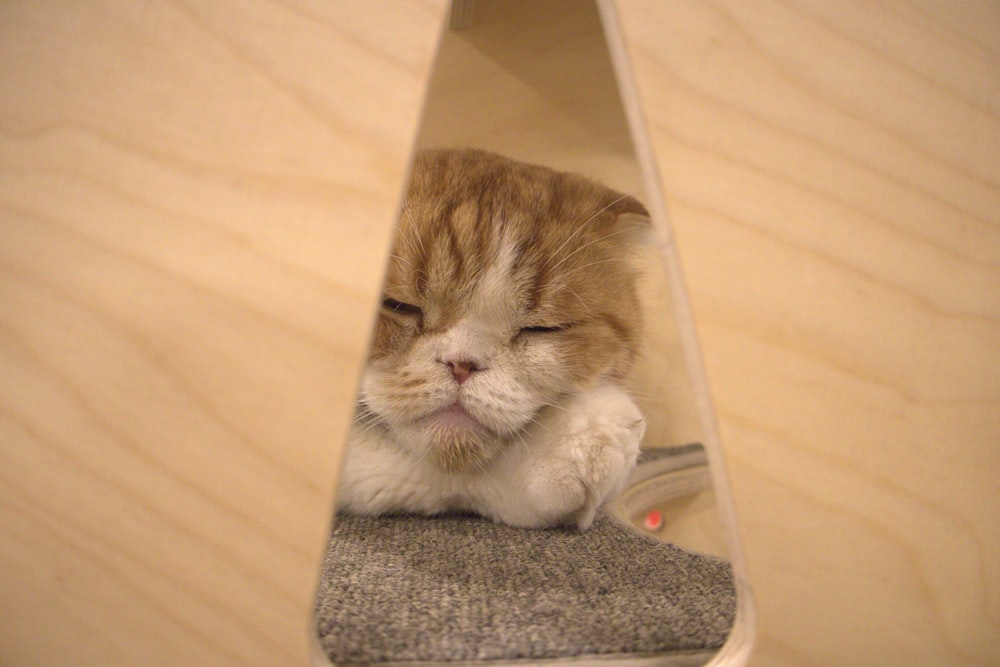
[445, 359, 478, 385]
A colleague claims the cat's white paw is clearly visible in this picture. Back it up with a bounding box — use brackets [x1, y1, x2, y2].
[520, 385, 644, 529]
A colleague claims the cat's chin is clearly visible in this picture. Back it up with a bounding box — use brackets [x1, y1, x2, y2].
[390, 405, 504, 473]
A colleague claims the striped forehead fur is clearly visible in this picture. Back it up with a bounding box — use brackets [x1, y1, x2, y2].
[378, 148, 649, 380]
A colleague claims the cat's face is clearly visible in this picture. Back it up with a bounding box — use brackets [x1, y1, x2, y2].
[360, 149, 648, 472]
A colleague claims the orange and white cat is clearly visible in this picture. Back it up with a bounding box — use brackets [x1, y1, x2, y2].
[338, 149, 648, 529]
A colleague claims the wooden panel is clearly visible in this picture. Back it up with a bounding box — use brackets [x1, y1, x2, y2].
[5, 1, 997, 665]
[0, 2, 447, 665]
[609, 1, 1000, 665]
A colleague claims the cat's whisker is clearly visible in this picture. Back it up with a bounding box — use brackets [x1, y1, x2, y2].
[352, 406, 380, 423]
[546, 224, 642, 276]
[471, 450, 492, 475]
[534, 400, 570, 414]
[352, 412, 377, 426]
[620, 379, 694, 393]
[399, 202, 429, 261]
[390, 253, 415, 270]
[556, 257, 627, 282]
[621, 394, 670, 404]
[395, 207, 424, 265]
[351, 413, 387, 436]
[619, 383, 682, 394]
[511, 430, 531, 456]
[559, 284, 593, 314]
[407, 205, 429, 259]
[544, 193, 630, 269]
[354, 413, 384, 429]
[618, 394, 681, 406]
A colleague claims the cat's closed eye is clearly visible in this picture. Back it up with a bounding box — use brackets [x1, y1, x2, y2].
[519, 323, 573, 335]
[382, 297, 422, 316]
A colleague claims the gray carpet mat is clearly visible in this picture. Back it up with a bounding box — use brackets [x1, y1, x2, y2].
[314, 510, 735, 666]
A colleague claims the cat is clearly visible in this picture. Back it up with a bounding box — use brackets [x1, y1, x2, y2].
[337, 148, 649, 530]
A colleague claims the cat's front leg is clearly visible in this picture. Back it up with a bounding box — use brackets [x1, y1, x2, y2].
[337, 425, 457, 517]
[473, 385, 644, 530]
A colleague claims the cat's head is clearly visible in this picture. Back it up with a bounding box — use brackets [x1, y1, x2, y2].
[360, 149, 649, 472]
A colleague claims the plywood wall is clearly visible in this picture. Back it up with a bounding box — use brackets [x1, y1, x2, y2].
[1, 1, 997, 666]
[0, 2, 447, 665]
[610, 1, 1000, 664]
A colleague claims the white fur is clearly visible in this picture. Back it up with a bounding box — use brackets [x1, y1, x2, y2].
[338, 384, 644, 530]
[341, 229, 643, 530]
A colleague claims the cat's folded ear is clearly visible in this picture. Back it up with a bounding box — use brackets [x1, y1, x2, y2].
[609, 194, 656, 247]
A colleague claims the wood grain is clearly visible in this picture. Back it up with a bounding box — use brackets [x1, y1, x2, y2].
[609, 0, 1000, 664]
[0, 1, 447, 665]
[3, 1, 998, 665]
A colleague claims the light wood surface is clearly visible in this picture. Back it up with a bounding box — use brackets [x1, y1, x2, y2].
[609, 1, 1000, 665]
[0, 1, 447, 665]
[2, 1, 998, 666]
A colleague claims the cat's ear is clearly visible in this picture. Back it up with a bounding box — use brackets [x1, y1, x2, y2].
[610, 194, 655, 247]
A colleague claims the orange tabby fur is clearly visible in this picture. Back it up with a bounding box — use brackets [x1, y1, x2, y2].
[339, 149, 648, 528]
[376, 149, 647, 376]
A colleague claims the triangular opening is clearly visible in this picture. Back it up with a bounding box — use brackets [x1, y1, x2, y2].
[314, 1, 753, 664]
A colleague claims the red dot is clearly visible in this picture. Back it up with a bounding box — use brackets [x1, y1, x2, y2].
[643, 509, 663, 531]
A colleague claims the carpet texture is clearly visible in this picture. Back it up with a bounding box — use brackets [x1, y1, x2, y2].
[314, 511, 735, 665]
